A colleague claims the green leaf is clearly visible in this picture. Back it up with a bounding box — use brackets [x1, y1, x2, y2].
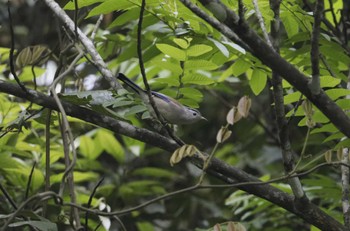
[208, 37, 229, 57]
[87, 0, 136, 18]
[96, 129, 125, 162]
[222, 41, 246, 54]
[311, 123, 338, 134]
[18, 67, 45, 81]
[249, 69, 267, 95]
[4, 168, 44, 192]
[156, 44, 186, 61]
[79, 135, 103, 160]
[320, 75, 341, 88]
[9, 220, 57, 231]
[323, 132, 344, 143]
[179, 87, 203, 101]
[50, 171, 99, 183]
[185, 60, 218, 70]
[173, 38, 190, 49]
[281, 13, 299, 37]
[65, 0, 104, 10]
[182, 73, 215, 85]
[124, 105, 147, 116]
[186, 44, 213, 57]
[108, 8, 140, 28]
[150, 60, 183, 74]
[232, 58, 251, 76]
[131, 167, 176, 179]
[284, 91, 302, 104]
[325, 89, 350, 100]
[178, 98, 199, 108]
[154, 77, 180, 87]
[137, 222, 155, 231]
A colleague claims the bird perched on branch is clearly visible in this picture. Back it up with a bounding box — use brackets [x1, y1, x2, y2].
[117, 73, 206, 125]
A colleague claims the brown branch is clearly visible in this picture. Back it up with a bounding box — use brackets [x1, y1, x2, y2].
[62, 161, 349, 216]
[179, 0, 350, 143]
[0, 80, 345, 230]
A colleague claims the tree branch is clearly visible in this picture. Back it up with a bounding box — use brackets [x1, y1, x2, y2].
[42, 0, 121, 90]
[180, 0, 350, 143]
[0, 80, 345, 230]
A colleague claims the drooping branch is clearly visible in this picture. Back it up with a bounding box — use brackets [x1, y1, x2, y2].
[0, 80, 345, 230]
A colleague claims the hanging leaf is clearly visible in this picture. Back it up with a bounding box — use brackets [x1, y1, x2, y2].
[324, 150, 332, 163]
[170, 144, 197, 166]
[208, 37, 229, 57]
[216, 126, 232, 143]
[237, 96, 251, 118]
[226, 106, 242, 125]
[249, 68, 267, 95]
[231, 58, 252, 76]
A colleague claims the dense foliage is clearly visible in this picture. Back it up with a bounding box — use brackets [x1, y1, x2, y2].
[0, 0, 350, 230]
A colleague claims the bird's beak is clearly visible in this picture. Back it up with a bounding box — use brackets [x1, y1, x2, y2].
[201, 116, 208, 121]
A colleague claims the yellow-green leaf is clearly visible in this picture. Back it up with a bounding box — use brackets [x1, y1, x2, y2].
[187, 44, 213, 57]
[249, 69, 267, 95]
[156, 43, 186, 61]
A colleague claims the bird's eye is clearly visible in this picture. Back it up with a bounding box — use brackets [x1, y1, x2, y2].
[193, 112, 197, 116]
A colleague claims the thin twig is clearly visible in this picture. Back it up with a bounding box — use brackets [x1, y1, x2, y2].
[85, 177, 104, 230]
[113, 215, 127, 231]
[59, 115, 80, 229]
[136, 0, 184, 145]
[25, 162, 37, 200]
[61, 161, 350, 217]
[0, 182, 17, 210]
[73, 0, 78, 40]
[0, 192, 60, 231]
[43, 109, 52, 218]
[252, 0, 273, 48]
[7, 0, 27, 92]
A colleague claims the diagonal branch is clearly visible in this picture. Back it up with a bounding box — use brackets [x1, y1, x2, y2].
[180, 0, 350, 140]
[42, 0, 121, 90]
[0, 80, 345, 230]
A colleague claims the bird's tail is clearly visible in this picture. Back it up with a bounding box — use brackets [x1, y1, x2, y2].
[117, 73, 144, 95]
